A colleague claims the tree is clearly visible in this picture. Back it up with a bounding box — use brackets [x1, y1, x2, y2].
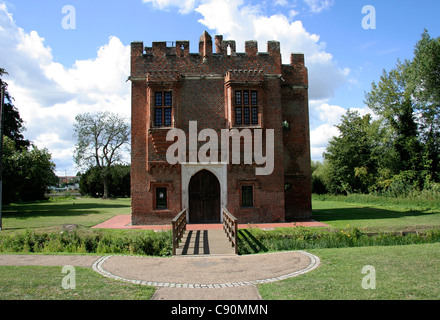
[0, 68, 30, 149]
[323, 110, 387, 194]
[365, 61, 422, 177]
[311, 160, 329, 194]
[365, 30, 440, 184]
[408, 30, 440, 181]
[73, 112, 130, 199]
[79, 164, 130, 198]
[322, 31, 440, 196]
[2, 68, 55, 203]
[3, 136, 58, 203]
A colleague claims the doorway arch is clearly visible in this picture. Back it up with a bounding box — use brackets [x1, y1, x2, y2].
[188, 170, 221, 223]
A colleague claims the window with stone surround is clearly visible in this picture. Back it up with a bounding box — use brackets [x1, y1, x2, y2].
[241, 185, 254, 208]
[155, 187, 168, 209]
[154, 91, 172, 127]
[234, 90, 259, 126]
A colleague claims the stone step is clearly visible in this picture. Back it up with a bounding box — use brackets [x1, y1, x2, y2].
[175, 229, 236, 256]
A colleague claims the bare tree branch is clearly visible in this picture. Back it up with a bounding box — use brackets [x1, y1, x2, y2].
[73, 111, 130, 198]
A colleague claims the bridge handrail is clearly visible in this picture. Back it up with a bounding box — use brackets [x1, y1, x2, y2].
[222, 208, 238, 254]
[172, 209, 187, 255]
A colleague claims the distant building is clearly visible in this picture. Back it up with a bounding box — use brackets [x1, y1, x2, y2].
[130, 32, 311, 225]
[56, 176, 80, 190]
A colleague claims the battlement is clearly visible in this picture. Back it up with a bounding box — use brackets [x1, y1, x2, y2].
[132, 31, 282, 59]
[131, 31, 306, 84]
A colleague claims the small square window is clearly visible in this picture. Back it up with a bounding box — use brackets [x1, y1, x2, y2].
[241, 186, 253, 207]
[156, 187, 167, 209]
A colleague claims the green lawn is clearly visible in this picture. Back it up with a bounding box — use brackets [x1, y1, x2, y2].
[258, 243, 440, 300]
[0, 265, 155, 300]
[2, 197, 131, 234]
[312, 194, 440, 232]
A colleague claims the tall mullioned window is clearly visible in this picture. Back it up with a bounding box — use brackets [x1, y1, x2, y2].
[234, 90, 259, 126]
[154, 91, 172, 127]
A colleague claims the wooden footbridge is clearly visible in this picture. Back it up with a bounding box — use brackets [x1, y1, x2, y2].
[172, 209, 238, 256]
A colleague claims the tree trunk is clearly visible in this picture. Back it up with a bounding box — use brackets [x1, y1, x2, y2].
[102, 168, 110, 199]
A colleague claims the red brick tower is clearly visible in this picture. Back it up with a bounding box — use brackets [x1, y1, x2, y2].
[130, 32, 311, 225]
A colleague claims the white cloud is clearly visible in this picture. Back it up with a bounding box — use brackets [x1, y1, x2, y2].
[289, 9, 300, 18]
[142, 0, 197, 14]
[195, 0, 348, 100]
[275, 0, 288, 6]
[140, 0, 348, 100]
[303, 0, 334, 13]
[308, 100, 376, 161]
[0, 4, 130, 175]
[310, 123, 339, 160]
[311, 123, 339, 148]
[316, 102, 346, 125]
[309, 100, 344, 160]
[45, 36, 130, 100]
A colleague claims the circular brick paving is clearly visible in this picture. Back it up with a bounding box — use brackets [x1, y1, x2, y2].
[92, 251, 320, 288]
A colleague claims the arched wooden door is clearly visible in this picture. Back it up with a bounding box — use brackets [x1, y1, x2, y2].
[189, 170, 220, 223]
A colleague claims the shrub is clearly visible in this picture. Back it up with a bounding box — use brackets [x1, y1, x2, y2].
[0, 229, 172, 256]
[237, 227, 440, 254]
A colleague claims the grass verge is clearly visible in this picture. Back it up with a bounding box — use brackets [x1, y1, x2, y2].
[312, 194, 440, 231]
[0, 265, 155, 300]
[258, 243, 440, 300]
[2, 197, 131, 234]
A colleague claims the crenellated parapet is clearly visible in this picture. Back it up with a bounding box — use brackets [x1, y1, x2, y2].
[131, 31, 282, 69]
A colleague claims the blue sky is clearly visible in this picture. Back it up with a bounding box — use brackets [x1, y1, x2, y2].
[1, 0, 440, 176]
